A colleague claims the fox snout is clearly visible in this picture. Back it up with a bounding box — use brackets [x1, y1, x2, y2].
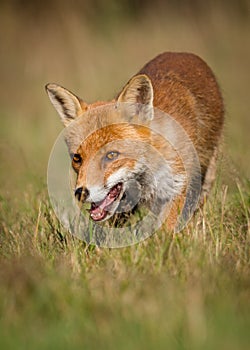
[74, 186, 89, 202]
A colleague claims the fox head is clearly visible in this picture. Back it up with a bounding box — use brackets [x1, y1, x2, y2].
[46, 75, 184, 223]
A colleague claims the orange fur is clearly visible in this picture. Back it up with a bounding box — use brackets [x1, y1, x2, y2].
[46, 52, 224, 230]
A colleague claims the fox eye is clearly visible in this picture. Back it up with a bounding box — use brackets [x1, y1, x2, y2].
[105, 151, 119, 161]
[72, 153, 82, 164]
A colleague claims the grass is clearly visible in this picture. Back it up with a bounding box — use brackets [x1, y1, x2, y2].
[0, 3, 250, 349]
[0, 181, 249, 349]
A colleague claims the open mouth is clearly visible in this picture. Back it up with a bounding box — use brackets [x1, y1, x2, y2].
[90, 183, 123, 221]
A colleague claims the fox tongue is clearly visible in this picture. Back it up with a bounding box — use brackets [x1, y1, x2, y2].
[90, 183, 122, 221]
[90, 195, 114, 221]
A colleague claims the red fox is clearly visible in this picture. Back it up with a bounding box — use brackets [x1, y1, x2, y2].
[46, 52, 224, 231]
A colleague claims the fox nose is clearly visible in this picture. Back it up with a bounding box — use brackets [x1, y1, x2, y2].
[74, 187, 89, 201]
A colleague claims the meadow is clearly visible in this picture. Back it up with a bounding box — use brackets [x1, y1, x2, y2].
[0, 2, 249, 349]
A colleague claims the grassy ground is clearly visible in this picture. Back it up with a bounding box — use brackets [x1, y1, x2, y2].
[0, 2, 249, 349]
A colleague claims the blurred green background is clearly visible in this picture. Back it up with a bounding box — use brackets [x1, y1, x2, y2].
[0, 0, 249, 202]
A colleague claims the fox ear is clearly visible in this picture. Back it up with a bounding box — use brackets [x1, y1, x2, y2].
[117, 74, 154, 121]
[45, 83, 88, 127]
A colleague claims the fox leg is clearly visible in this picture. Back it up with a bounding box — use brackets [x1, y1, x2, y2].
[200, 147, 219, 205]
